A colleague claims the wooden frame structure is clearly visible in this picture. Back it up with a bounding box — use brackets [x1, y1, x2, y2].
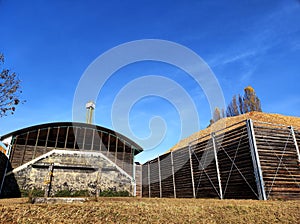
[0, 122, 143, 194]
[142, 119, 300, 200]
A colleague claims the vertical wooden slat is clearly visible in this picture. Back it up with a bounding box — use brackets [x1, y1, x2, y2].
[44, 127, 50, 153]
[82, 128, 87, 150]
[148, 162, 151, 198]
[64, 126, 70, 149]
[107, 134, 111, 156]
[54, 127, 60, 149]
[171, 151, 176, 198]
[115, 137, 118, 164]
[21, 132, 29, 166]
[32, 129, 40, 160]
[122, 139, 126, 170]
[158, 156, 162, 198]
[73, 127, 78, 149]
[91, 129, 95, 151]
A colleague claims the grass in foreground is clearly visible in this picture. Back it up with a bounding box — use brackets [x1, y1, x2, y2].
[0, 197, 299, 223]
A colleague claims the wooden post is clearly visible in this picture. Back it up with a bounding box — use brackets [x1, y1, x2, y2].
[122, 140, 126, 170]
[44, 127, 50, 153]
[33, 129, 41, 160]
[132, 147, 136, 196]
[148, 162, 151, 198]
[290, 126, 300, 164]
[91, 129, 95, 151]
[188, 144, 196, 198]
[44, 163, 54, 197]
[107, 134, 111, 156]
[82, 128, 87, 150]
[246, 119, 267, 200]
[170, 151, 176, 198]
[64, 126, 70, 149]
[114, 137, 118, 164]
[21, 132, 29, 166]
[73, 127, 78, 149]
[54, 127, 60, 149]
[211, 133, 223, 199]
[158, 156, 162, 198]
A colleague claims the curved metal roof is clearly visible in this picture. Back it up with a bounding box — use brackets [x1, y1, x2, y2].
[0, 122, 143, 154]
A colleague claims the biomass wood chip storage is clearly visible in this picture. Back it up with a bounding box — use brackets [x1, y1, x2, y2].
[142, 119, 300, 200]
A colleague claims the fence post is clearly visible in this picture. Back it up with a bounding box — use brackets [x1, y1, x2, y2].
[158, 156, 162, 198]
[148, 162, 151, 198]
[188, 144, 196, 198]
[290, 126, 300, 164]
[170, 151, 176, 198]
[44, 163, 54, 197]
[211, 133, 223, 199]
[246, 119, 267, 200]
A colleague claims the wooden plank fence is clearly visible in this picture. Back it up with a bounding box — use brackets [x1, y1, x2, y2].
[142, 119, 300, 200]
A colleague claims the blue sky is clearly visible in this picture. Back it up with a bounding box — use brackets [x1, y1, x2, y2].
[0, 0, 300, 163]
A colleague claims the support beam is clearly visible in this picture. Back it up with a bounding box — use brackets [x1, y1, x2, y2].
[188, 144, 196, 198]
[211, 133, 223, 199]
[246, 119, 267, 200]
[290, 126, 300, 164]
[158, 156, 162, 198]
[44, 163, 54, 197]
[132, 147, 136, 196]
[114, 137, 118, 164]
[44, 127, 50, 153]
[33, 129, 41, 160]
[64, 126, 70, 149]
[21, 132, 29, 166]
[148, 162, 151, 198]
[73, 127, 78, 149]
[170, 151, 176, 198]
[82, 128, 87, 150]
[91, 129, 95, 151]
[54, 127, 60, 149]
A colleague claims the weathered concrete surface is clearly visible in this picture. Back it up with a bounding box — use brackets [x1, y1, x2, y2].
[32, 197, 88, 204]
[8, 150, 133, 196]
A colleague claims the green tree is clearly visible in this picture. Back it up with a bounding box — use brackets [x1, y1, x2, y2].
[0, 53, 24, 116]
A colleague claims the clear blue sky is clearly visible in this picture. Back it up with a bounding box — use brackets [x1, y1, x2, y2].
[0, 0, 300, 163]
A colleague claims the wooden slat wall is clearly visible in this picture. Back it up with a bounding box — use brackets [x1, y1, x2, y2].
[135, 164, 142, 197]
[191, 139, 220, 198]
[159, 153, 174, 198]
[9, 126, 135, 179]
[254, 124, 300, 200]
[149, 158, 160, 198]
[215, 125, 258, 199]
[141, 163, 149, 197]
[172, 147, 194, 198]
[141, 122, 259, 200]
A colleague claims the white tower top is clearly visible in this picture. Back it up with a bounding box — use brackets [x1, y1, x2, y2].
[86, 101, 96, 109]
[86, 101, 95, 124]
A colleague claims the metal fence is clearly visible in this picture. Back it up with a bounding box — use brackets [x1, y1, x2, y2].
[142, 119, 300, 200]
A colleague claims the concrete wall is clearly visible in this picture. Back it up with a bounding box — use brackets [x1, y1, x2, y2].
[9, 150, 133, 196]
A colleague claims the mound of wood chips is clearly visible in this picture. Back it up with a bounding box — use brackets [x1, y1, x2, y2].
[169, 111, 300, 152]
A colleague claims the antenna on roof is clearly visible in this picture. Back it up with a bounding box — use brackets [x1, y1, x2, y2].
[86, 101, 95, 124]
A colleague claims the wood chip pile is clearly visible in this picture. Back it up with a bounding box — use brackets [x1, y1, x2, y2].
[169, 112, 300, 152]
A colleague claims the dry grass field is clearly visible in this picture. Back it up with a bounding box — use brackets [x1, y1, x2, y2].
[0, 197, 299, 224]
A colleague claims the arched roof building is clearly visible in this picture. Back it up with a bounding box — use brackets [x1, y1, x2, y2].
[0, 122, 143, 197]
